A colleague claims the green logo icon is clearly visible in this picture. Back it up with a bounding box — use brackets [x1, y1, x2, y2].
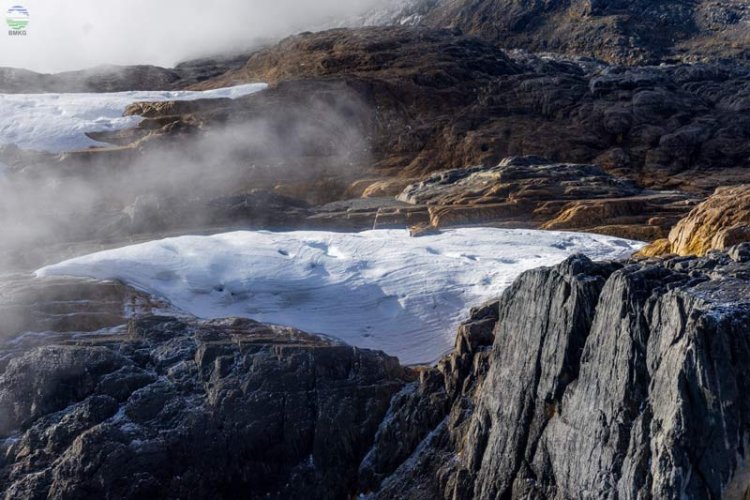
[6, 5, 29, 31]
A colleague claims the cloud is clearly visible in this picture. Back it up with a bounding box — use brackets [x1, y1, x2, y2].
[0, 0, 393, 72]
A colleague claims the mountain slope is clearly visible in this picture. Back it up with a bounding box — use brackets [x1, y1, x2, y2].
[403, 0, 750, 64]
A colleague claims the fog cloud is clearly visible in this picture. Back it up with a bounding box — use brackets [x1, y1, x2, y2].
[0, 0, 395, 72]
[0, 82, 375, 272]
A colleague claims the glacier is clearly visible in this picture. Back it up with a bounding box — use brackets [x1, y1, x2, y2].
[36, 228, 644, 364]
[0, 83, 267, 153]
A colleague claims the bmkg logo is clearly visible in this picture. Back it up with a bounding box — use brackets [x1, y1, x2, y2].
[6, 5, 29, 36]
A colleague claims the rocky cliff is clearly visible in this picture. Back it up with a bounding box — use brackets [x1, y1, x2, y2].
[0, 277, 411, 499]
[364, 244, 750, 499]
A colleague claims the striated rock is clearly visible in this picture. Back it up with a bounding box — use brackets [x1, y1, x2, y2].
[360, 178, 417, 198]
[2, 248, 749, 499]
[363, 247, 750, 499]
[0, 312, 410, 499]
[641, 184, 750, 256]
[398, 156, 641, 205]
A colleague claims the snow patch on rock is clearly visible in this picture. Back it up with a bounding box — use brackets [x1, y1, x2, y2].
[37, 228, 644, 364]
[0, 83, 266, 153]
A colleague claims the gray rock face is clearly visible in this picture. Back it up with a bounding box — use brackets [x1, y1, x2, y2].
[0, 315, 410, 499]
[365, 245, 750, 499]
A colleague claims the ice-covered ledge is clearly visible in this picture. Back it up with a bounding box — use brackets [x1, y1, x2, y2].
[37, 228, 644, 364]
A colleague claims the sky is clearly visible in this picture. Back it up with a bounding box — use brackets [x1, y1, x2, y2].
[0, 0, 393, 73]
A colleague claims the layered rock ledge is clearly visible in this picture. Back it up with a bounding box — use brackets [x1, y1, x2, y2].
[397, 156, 697, 240]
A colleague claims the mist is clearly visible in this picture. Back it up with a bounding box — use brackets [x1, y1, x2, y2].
[0, 0, 398, 73]
[0, 83, 375, 272]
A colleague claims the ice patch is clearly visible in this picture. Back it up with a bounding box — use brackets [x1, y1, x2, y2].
[36, 228, 644, 364]
[0, 83, 267, 153]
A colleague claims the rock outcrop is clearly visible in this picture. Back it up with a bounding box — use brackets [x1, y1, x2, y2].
[188, 28, 750, 192]
[641, 184, 750, 257]
[397, 156, 697, 240]
[0, 278, 410, 498]
[4, 28, 750, 273]
[363, 245, 750, 499]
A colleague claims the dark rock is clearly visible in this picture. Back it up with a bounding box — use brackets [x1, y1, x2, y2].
[400, 0, 750, 64]
[190, 28, 750, 193]
[0, 315, 410, 499]
[364, 248, 750, 499]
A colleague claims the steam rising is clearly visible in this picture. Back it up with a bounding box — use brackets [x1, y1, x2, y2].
[0, 0, 398, 72]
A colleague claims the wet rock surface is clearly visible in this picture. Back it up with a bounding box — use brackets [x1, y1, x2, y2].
[363, 246, 750, 499]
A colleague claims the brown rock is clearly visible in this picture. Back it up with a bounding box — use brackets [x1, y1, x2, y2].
[643, 184, 750, 256]
[635, 238, 673, 258]
[361, 178, 417, 198]
[399, 157, 698, 240]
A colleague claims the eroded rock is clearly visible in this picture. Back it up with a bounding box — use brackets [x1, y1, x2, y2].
[397, 156, 697, 240]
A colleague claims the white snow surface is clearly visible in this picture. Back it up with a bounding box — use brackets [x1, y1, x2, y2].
[36, 229, 644, 364]
[0, 84, 267, 153]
